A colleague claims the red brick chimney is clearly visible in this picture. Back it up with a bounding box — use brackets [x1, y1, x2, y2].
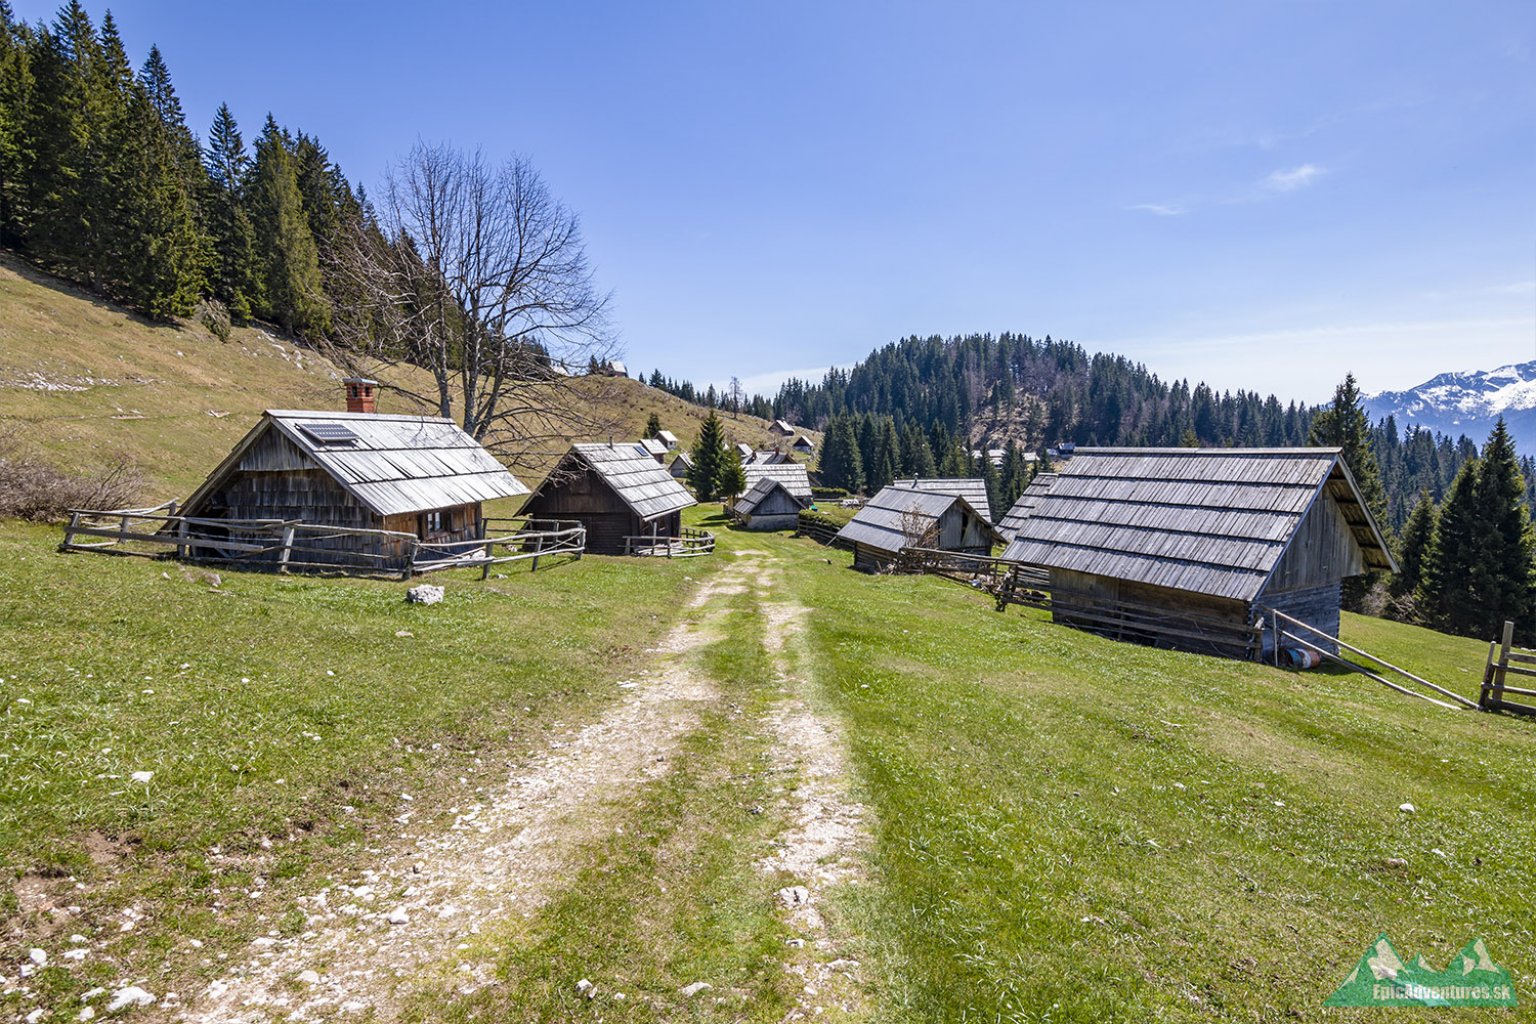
[343, 377, 378, 414]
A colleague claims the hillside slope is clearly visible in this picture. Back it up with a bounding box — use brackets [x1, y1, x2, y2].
[0, 254, 813, 499]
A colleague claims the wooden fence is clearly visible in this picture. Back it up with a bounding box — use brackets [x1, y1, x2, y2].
[622, 526, 716, 558]
[795, 509, 847, 547]
[59, 505, 586, 578]
[1264, 607, 1476, 710]
[900, 548, 1263, 658]
[1481, 620, 1536, 717]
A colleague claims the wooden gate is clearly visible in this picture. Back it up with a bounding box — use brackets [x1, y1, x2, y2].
[1481, 620, 1536, 717]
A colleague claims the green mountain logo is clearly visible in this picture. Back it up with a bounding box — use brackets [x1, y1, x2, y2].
[1325, 933, 1518, 1007]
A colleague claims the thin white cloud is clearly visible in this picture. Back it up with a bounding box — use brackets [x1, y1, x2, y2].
[1261, 163, 1325, 193]
[1128, 202, 1188, 217]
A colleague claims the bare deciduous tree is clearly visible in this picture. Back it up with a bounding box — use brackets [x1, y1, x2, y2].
[330, 141, 620, 466]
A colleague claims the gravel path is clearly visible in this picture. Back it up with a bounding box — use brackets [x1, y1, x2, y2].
[182, 560, 763, 1022]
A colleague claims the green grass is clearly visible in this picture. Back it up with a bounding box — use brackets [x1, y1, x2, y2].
[0, 519, 724, 1010]
[6, 502, 1536, 1022]
[781, 545, 1536, 1022]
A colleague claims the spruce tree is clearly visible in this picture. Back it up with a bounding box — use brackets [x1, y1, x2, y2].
[818, 417, 863, 493]
[250, 116, 328, 336]
[1420, 459, 1480, 635]
[0, 2, 34, 248]
[645, 412, 662, 439]
[686, 410, 728, 500]
[870, 417, 900, 490]
[718, 446, 747, 498]
[1310, 373, 1393, 609]
[204, 103, 260, 318]
[1470, 420, 1536, 638]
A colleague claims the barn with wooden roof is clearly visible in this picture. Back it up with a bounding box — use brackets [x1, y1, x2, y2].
[175, 405, 529, 568]
[731, 476, 810, 530]
[522, 442, 698, 555]
[899, 477, 994, 523]
[836, 485, 1001, 572]
[740, 462, 812, 501]
[998, 448, 1396, 659]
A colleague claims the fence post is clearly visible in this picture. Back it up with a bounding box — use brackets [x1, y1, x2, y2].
[176, 517, 189, 560]
[531, 532, 544, 573]
[1481, 640, 1499, 709]
[278, 524, 296, 573]
[117, 511, 130, 547]
[62, 510, 81, 551]
[1495, 620, 1515, 707]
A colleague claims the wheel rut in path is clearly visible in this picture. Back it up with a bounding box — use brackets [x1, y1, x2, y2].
[753, 559, 872, 1022]
[183, 556, 767, 1023]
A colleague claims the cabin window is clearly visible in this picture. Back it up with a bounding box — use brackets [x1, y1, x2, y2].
[419, 510, 445, 537]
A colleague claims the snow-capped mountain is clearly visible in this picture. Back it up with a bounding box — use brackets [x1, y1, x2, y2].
[1365, 360, 1536, 454]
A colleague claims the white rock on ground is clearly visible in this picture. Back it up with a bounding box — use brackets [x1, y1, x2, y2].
[680, 982, 712, 997]
[107, 986, 156, 1011]
[405, 584, 445, 605]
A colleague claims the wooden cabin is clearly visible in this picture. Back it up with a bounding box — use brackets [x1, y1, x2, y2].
[835, 485, 1001, 572]
[174, 406, 529, 570]
[999, 448, 1396, 659]
[656, 430, 680, 450]
[792, 435, 815, 454]
[669, 451, 694, 481]
[898, 477, 994, 523]
[731, 477, 809, 530]
[523, 442, 696, 555]
[771, 418, 795, 436]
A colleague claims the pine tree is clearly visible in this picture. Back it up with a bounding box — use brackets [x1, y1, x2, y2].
[686, 410, 729, 500]
[249, 116, 328, 336]
[1387, 489, 1437, 623]
[1000, 441, 1029, 506]
[645, 412, 662, 439]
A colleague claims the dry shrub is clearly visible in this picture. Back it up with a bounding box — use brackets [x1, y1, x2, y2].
[194, 298, 232, 342]
[0, 426, 143, 522]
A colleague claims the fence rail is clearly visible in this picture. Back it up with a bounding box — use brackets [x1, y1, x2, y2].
[622, 526, 716, 558]
[1264, 607, 1474, 710]
[1481, 620, 1536, 717]
[59, 505, 585, 578]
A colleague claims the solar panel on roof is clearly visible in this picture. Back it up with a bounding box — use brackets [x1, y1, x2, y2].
[299, 422, 360, 445]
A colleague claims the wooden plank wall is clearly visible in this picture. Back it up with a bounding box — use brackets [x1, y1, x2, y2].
[1259, 582, 1342, 655]
[1267, 493, 1364, 593]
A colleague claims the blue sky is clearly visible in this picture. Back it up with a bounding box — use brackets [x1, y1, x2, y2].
[17, 0, 1535, 402]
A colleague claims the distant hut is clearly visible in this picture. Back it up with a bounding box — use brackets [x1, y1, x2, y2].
[836, 485, 1000, 572]
[657, 429, 680, 450]
[999, 448, 1396, 659]
[734, 442, 756, 463]
[731, 477, 810, 530]
[898, 477, 993, 523]
[995, 472, 1058, 543]
[770, 418, 795, 436]
[740, 462, 812, 501]
[635, 438, 668, 463]
[669, 450, 694, 481]
[523, 442, 696, 555]
[791, 435, 815, 454]
[752, 449, 791, 466]
[175, 385, 528, 570]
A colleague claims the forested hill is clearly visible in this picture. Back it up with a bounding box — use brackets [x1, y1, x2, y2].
[732, 331, 1505, 530]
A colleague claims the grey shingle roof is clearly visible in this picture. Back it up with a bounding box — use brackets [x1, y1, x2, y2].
[735, 476, 803, 514]
[572, 442, 696, 521]
[998, 447, 1395, 602]
[741, 462, 811, 499]
[996, 473, 1058, 543]
[897, 477, 993, 523]
[835, 485, 996, 555]
[186, 410, 529, 518]
[635, 438, 668, 458]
